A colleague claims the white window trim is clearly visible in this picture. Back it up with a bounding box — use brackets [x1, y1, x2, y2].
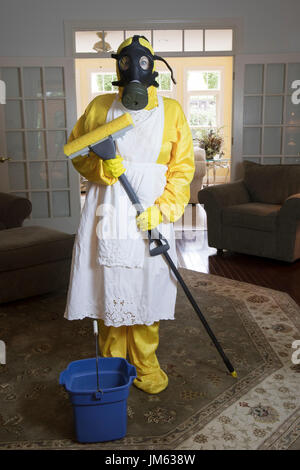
[184, 66, 225, 133]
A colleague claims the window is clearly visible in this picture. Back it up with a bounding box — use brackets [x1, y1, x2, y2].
[156, 71, 173, 98]
[186, 70, 223, 139]
[184, 30, 203, 52]
[75, 31, 124, 53]
[125, 30, 151, 42]
[205, 30, 233, 52]
[189, 95, 217, 127]
[90, 70, 174, 100]
[153, 30, 183, 52]
[75, 29, 234, 55]
[90, 72, 118, 99]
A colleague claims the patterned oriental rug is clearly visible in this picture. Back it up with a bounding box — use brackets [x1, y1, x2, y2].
[0, 270, 299, 450]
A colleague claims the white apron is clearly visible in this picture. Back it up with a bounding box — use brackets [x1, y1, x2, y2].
[64, 95, 178, 326]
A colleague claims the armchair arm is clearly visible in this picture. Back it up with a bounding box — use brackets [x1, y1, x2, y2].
[189, 160, 206, 203]
[279, 193, 300, 222]
[194, 159, 206, 178]
[198, 180, 250, 209]
[0, 192, 32, 229]
[197, 181, 250, 249]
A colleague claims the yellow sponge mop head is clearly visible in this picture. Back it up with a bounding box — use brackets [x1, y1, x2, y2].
[64, 113, 133, 158]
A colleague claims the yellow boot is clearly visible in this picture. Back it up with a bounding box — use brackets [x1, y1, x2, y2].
[127, 322, 168, 394]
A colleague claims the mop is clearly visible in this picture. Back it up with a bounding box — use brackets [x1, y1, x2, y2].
[93, 320, 102, 394]
[64, 113, 237, 378]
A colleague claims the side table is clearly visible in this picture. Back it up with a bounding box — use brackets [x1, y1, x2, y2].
[205, 158, 231, 186]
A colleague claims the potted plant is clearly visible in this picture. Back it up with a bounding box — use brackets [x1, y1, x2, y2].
[196, 128, 224, 161]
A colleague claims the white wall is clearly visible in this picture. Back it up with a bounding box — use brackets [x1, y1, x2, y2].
[0, 0, 299, 57]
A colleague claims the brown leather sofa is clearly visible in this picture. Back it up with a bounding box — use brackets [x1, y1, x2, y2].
[198, 161, 300, 262]
[0, 193, 75, 303]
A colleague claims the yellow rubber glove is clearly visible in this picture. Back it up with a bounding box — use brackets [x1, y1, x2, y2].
[102, 155, 126, 179]
[136, 205, 163, 231]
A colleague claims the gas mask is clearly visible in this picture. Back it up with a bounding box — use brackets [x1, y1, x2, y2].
[111, 35, 176, 111]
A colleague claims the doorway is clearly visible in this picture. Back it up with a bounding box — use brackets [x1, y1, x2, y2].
[75, 55, 233, 192]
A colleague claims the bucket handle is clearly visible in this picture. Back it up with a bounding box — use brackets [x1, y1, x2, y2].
[93, 391, 104, 400]
[128, 364, 137, 380]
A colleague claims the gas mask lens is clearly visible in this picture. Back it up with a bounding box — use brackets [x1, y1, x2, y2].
[119, 56, 130, 71]
[139, 56, 150, 70]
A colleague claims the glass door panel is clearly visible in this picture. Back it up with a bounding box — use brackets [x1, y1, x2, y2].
[264, 96, 283, 125]
[6, 132, 25, 160]
[265, 64, 285, 94]
[242, 60, 300, 165]
[5, 100, 23, 128]
[0, 60, 80, 233]
[45, 67, 65, 97]
[243, 96, 262, 125]
[244, 64, 263, 94]
[23, 67, 43, 98]
[24, 100, 45, 128]
[263, 128, 282, 155]
[1, 67, 21, 97]
[27, 131, 46, 160]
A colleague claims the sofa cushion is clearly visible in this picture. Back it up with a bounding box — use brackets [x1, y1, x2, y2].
[243, 161, 300, 204]
[0, 225, 75, 273]
[222, 203, 281, 232]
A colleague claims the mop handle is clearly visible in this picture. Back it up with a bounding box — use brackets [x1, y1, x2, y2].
[162, 252, 236, 376]
[118, 173, 170, 256]
[93, 320, 101, 392]
[91, 140, 236, 377]
[120, 173, 236, 376]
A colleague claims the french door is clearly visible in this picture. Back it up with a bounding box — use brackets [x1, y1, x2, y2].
[0, 58, 80, 234]
[232, 53, 300, 180]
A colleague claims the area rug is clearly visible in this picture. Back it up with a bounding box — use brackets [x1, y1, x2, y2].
[0, 270, 299, 450]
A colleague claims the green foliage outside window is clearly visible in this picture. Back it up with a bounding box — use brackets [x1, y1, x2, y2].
[187, 71, 220, 91]
[96, 73, 118, 92]
[157, 72, 172, 91]
[204, 72, 219, 89]
[189, 95, 217, 127]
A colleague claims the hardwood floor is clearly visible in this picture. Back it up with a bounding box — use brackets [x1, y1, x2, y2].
[176, 206, 300, 306]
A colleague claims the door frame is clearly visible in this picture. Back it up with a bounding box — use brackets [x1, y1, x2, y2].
[67, 20, 240, 182]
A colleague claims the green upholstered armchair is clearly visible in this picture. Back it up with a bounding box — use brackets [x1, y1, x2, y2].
[198, 161, 300, 262]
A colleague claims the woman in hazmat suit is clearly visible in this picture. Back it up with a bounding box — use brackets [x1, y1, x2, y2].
[64, 35, 195, 394]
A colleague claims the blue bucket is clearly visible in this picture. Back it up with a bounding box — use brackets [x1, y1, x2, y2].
[59, 357, 137, 443]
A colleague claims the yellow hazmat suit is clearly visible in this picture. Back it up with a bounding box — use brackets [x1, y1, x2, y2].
[66, 37, 195, 394]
